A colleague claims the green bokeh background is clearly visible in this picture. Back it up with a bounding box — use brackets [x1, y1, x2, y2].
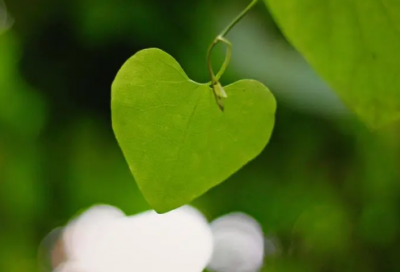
[1, 0, 400, 271]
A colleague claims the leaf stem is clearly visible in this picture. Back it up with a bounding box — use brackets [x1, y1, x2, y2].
[207, 0, 259, 110]
[207, 36, 232, 84]
[219, 0, 260, 38]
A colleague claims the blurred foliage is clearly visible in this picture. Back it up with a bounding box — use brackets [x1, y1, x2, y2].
[1, 0, 400, 271]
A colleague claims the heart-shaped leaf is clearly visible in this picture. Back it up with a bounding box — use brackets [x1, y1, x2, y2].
[265, 0, 400, 128]
[112, 48, 276, 213]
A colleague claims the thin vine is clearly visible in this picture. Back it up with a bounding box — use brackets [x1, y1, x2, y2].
[207, 0, 260, 110]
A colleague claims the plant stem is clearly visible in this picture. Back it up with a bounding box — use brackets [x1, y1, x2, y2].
[219, 0, 259, 38]
[207, 0, 259, 110]
[207, 36, 232, 84]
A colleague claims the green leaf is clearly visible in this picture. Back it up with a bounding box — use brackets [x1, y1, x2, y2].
[265, 0, 400, 128]
[111, 48, 276, 213]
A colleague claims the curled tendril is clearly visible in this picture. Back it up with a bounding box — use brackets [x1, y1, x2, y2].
[206, 0, 259, 111]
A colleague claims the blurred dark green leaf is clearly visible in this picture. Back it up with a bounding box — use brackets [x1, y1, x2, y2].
[265, 0, 400, 128]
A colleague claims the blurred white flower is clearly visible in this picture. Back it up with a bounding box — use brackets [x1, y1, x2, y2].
[53, 262, 92, 272]
[38, 227, 66, 272]
[59, 205, 213, 272]
[62, 204, 126, 261]
[207, 212, 265, 272]
[47, 205, 277, 272]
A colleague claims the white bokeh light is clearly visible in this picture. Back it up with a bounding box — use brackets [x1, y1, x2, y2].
[207, 212, 265, 272]
[63, 204, 126, 261]
[53, 261, 94, 272]
[38, 227, 66, 272]
[60, 205, 213, 272]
